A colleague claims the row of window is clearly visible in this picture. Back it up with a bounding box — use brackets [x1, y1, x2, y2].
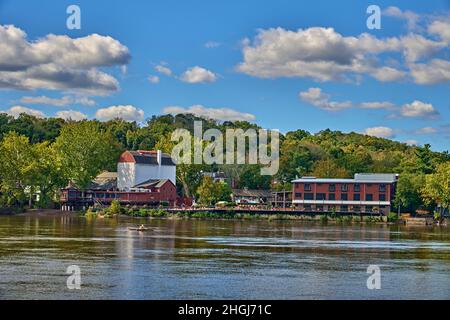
[295, 193, 386, 201]
[301, 183, 387, 192]
[302, 205, 384, 212]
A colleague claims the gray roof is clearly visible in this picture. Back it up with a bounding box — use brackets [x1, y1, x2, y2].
[129, 151, 176, 166]
[232, 189, 272, 198]
[133, 178, 171, 189]
[292, 173, 398, 184]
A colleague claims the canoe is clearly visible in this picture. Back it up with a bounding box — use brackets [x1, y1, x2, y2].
[128, 227, 151, 231]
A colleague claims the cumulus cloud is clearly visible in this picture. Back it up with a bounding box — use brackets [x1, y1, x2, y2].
[299, 88, 395, 111]
[179, 66, 217, 83]
[0, 25, 130, 95]
[95, 105, 145, 122]
[415, 126, 437, 134]
[363, 126, 395, 138]
[162, 104, 256, 121]
[400, 100, 439, 119]
[155, 64, 172, 76]
[1, 105, 45, 118]
[55, 110, 87, 121]
[428, 20, 450, 42]
[383, 6, 420, 30]
[409, 59, 450, 84]
[147, 75, 160, 84]
[299, 88, 352, 111]
[19, 95, 95, 106]
[236, 26, 447, 83]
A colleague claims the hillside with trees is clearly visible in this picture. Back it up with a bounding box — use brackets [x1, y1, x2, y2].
[0, 112, 448, 214]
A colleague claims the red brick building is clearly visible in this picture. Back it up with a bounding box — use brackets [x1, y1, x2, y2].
[292, 173, 398, 215]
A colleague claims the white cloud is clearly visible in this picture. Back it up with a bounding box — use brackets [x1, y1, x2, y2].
[428, 20, 450, 42]
[147, 75, 160, 84]
[205, 41, 222, 48]
[383, 6, 420, 30]
[299, 87, 395, 111]
[236, 26, 446, 83]
[409, 59, 450, 84]
[19, 95, 95, 106]
[415, 126, 437, 134]
[358, 101, 395, 110]
[363, 126, 395, 138]
[1, 105, 45, 118]
[405, 139, 419, 146]
[55, 110, 87, 121]
[180, 66, 217, 83]
[400, 100, 439, 119]
[299, 88, 352, 111]
[0, 25, 130, 95]
[155, 64, 172, 76]
[162, 104, 255, 121]
[95, 105, 145, 122]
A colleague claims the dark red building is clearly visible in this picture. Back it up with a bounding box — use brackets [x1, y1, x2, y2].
[292, 173, 398, 215]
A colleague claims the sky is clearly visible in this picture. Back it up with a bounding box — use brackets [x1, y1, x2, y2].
[0, 0, 449, 151]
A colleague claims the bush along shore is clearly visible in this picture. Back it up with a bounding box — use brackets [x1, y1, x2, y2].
[81, 200, 415, 224]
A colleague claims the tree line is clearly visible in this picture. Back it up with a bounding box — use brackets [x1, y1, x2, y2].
[0, 112, 448, 215]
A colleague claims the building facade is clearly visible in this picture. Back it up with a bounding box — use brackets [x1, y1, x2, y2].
[117, 150, 176, 190]
[292, 173, 398, 215]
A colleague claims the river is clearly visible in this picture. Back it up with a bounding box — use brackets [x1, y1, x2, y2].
[0, 213, 449, 299]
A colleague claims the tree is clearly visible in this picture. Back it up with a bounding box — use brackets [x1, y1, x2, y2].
[0, 132, 34, 207]
[196, 176, 231, 206]
[394, 173, 425, 213]
[54, 121, 120, 190]
[421, 162, 450, 221]
[310, 159, 349, 178]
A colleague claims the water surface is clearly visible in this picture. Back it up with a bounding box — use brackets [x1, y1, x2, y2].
[0, 214, 449, 299]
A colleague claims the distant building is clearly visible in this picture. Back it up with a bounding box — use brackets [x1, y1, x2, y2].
[60, 150, 178, 210]
[292, 173, 398, 215]
[271, 190, 292, 208]
[231, 189, 272, 205]
[117, 150, 176, 190]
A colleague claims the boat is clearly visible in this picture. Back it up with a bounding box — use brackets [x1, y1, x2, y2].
[128, 226, 151, 231]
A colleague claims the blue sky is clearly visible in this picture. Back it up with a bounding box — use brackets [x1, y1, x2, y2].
[0, 0, 449, 151]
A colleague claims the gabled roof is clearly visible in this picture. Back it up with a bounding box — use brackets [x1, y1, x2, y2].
[133, 178, 172, 189]
[232, 189, 272, 198]
[87, 171, 118, 190]
[119, 150, 176, 166]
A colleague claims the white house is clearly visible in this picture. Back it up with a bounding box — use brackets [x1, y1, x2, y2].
[117, 150, 176, 191]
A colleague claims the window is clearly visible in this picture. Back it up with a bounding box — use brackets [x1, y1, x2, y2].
[379, 184, 386, 192]
[341, 193, 348, 201]
[365, 206, 373, 212]
[328, 184, 336, 192]
[304, 205, 312, 211]
[304, 193, 314, 200]
[353, 206, 361, 212]
[295, 192, 302, 198]
[340, 205, 348, 212]
[379, 194, 386, 201]
[353, 194, 360, 201]
[366, 194, 373, 201]
[341, 184, 348, 191]
[304, 184, 312, 191]
[328, 193, 336, 200]
[354, 184, 360, 192]
[316, 193, 326, 200]
[316, 205, 323, 212]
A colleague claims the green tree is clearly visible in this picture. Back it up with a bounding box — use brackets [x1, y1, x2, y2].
[196, 176, 231, 206]
[421, 162, 450, 221]
[54, 121, 120, 190]
[0, 132, 34, 207]
[394, 173, 425, 213]
[310, 159, 349, 178]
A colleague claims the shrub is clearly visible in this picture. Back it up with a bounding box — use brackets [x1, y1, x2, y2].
[387, 212, 399, 223]
[108, 200, 122, 216]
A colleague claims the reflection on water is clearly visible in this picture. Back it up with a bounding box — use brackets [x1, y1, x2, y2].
[0, 214, 449, 299]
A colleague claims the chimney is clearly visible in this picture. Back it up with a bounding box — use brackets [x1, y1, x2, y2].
[157, 150, 162, 166]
